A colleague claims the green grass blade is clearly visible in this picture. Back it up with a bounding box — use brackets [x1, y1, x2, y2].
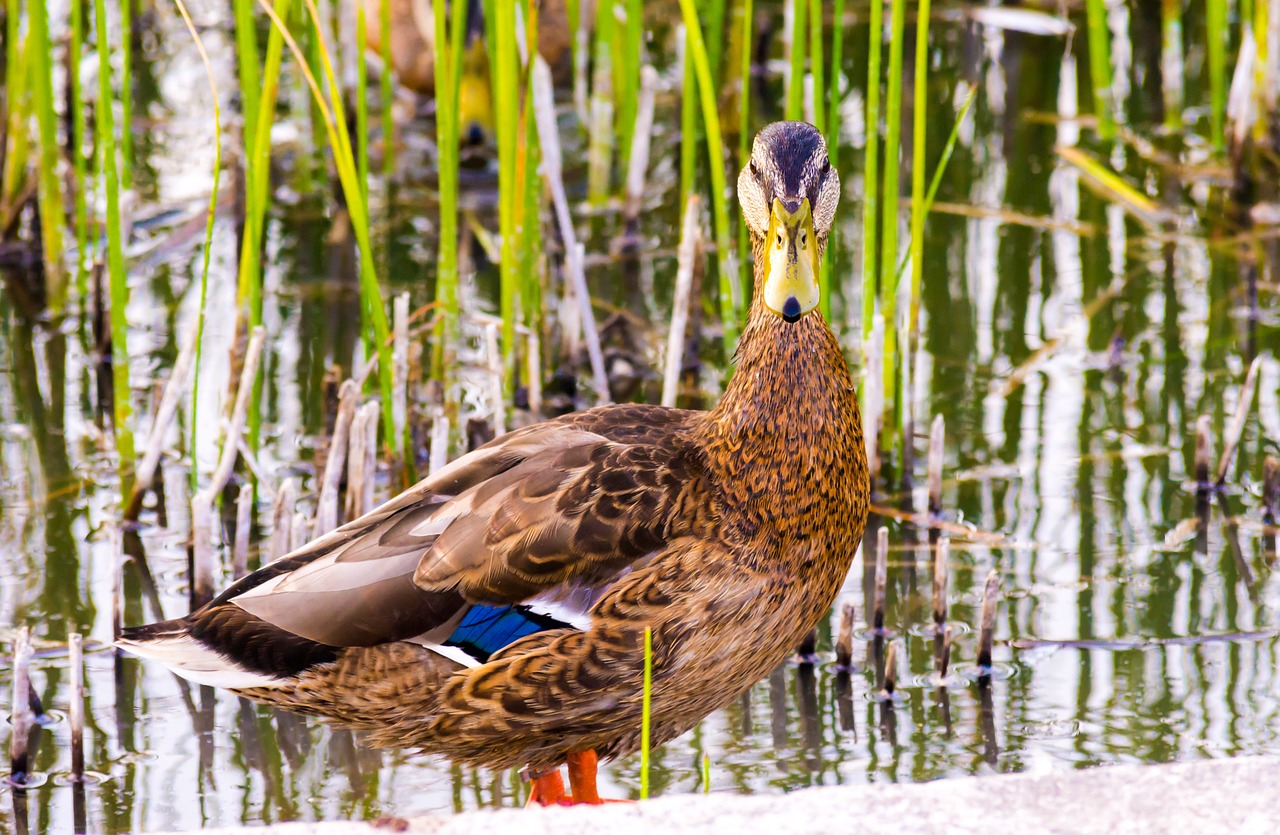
[640, 626, 653, 800]
[677, 0, 738, 346]
[356, 0, 370, 204]
[878, 0, 905, 458]
[379, 0, 395, 182]
[1085, 0, 1114, 140]
[233, 0, 262, 146]
[71, 0, 91, 304]
[263, 0, 397, 449]
[94, 0, 137, 486]
[906, 0, 930, 332]
[861, 0, 882, 342]
[120, 0, 134, 188]
[29, 0, 67, 309]
[1206, 0, 1226, 153]
[809, 0, 825, 136]
[494, 0, 519, 396]
[432, 0, 463, 396]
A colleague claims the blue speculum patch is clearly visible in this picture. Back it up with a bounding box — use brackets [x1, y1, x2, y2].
[446, 604, 569, 662]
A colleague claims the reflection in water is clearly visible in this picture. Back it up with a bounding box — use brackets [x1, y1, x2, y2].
[0, 2, 1278, 832]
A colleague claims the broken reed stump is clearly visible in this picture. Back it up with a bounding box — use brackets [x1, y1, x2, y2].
[1194, 415, 1213, 494]
[977, 569, 1001, 672]
[1215, 356, 1261, 487]
[835, 602, 856, 669]
[927, 415, 944, 519]
[270, 477, 298, 561]
[872, 526, 888, 633]
[882, 642, 898, 696]
[932, 536, 949, 629]
[315, 380, 358, 537]
[69, 633, 84, 783]
[935, 624, 952, 678]
[796, 629, 818, 661]
[9, 626, 34, 786]
[232, 482, 252, 580]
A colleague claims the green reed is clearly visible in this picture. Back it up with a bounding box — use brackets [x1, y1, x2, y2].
[172, 0, 223, 494]
[119, 0, 134, 187]
[1207, 0, 1226, 153]
[905, 0, 930, 344]
[233, 0, 261, 146]
[878, 0, 905, 434]
[861, 0, 883, 342]
[519, 6, 543, 345]
[356, 1, 370, 204]
[587, 0, 616, 206]
[70, 0, 90, 303]
[737, 0, 754, 306]
[678, 0, 738, 345]
[640, 626, 653, 800]
[1085, 0, 1114, 140]
[786, 0, 807, 121]
[493, 0, 520, 392]
[239, 0, 293, 455]
[29, 0, 66, 309]
[822, 0, 844, 324]
[808, 0, 824, 134]
[704, 0, 726, 83]
[617, 0, 643, 171]
[680, 28, 697, 210]
[808, 0, 827, 319]
[93, 0, 136, 483]
[1160, 0, 1182, 131]
[258, 0, 397, 448]
[379, 0, 395, 182]
[432, 0, 467, 393]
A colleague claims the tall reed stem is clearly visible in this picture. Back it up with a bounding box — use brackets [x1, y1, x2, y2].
[94, 0, 137, 485]
[1085, 0, 1115, 140]
[29, 0, 66, 308]
[861, 0, 883, 343]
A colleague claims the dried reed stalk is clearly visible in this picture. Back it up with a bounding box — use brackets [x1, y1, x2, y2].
[126, 326, 199, 519]
[270, 477, 298, 560]
[872, 526, 888, 632]
[232, 482, 253, 579]
[835, 602, 856, 669]
[927, 414, 944, 517]
[9, 626, 33, 783]
[1216, 356, 1261, 486]
[69, 633, 84, 782]
[932, 536, 949, 628]
[315, 380, 357, 537]
[662, 195, 701, 408]
[623, 66, 658, 223]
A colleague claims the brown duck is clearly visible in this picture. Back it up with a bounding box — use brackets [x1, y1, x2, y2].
[119, 121, 869, 805]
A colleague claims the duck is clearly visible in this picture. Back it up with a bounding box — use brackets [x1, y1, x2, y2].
[364, 0, 570, 144]
[119, 121, 869, 806]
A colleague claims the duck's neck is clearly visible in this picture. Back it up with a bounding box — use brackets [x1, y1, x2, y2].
[696, 288, 864, 542]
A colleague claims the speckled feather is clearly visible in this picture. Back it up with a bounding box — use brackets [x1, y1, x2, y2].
[121, 122, 870, 773]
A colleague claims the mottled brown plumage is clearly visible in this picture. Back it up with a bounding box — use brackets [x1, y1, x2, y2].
[120, 121, 869, 789]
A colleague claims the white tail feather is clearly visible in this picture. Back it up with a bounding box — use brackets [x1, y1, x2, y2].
[116, 634, 287, 690]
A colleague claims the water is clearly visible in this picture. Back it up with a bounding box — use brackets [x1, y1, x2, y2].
[2, 2, 1279, 831]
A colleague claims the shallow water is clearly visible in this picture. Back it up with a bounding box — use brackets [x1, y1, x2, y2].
[2, 1, 1279, 832]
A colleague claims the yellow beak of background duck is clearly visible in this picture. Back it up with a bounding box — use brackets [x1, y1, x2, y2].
[763, 197, 820, 322]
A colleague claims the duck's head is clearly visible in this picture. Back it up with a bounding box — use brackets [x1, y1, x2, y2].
[737, 121, 840, 323]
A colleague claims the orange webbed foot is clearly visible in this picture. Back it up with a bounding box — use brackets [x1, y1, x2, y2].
[526, 751, 635, 807]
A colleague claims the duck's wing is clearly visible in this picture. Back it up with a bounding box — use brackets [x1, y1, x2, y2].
[228, 406, 705, 656]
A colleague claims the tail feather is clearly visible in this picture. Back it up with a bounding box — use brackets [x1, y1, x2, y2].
[117, 620, 291, 690]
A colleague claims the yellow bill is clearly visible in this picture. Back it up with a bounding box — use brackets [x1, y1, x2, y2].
[762, 197, 820, 322]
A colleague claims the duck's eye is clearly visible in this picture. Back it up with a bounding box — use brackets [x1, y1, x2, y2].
[821, 159, 831, 175]
[775, 232, 785, 249]
[798, 229, 808, 249]
[749, 160, 760, 178]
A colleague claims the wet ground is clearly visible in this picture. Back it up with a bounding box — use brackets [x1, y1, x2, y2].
[1, 0, 1279, 832]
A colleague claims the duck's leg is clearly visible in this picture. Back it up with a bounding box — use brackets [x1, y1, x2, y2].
[566, 750, 633, 804]
[526, 768, 569, 807]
